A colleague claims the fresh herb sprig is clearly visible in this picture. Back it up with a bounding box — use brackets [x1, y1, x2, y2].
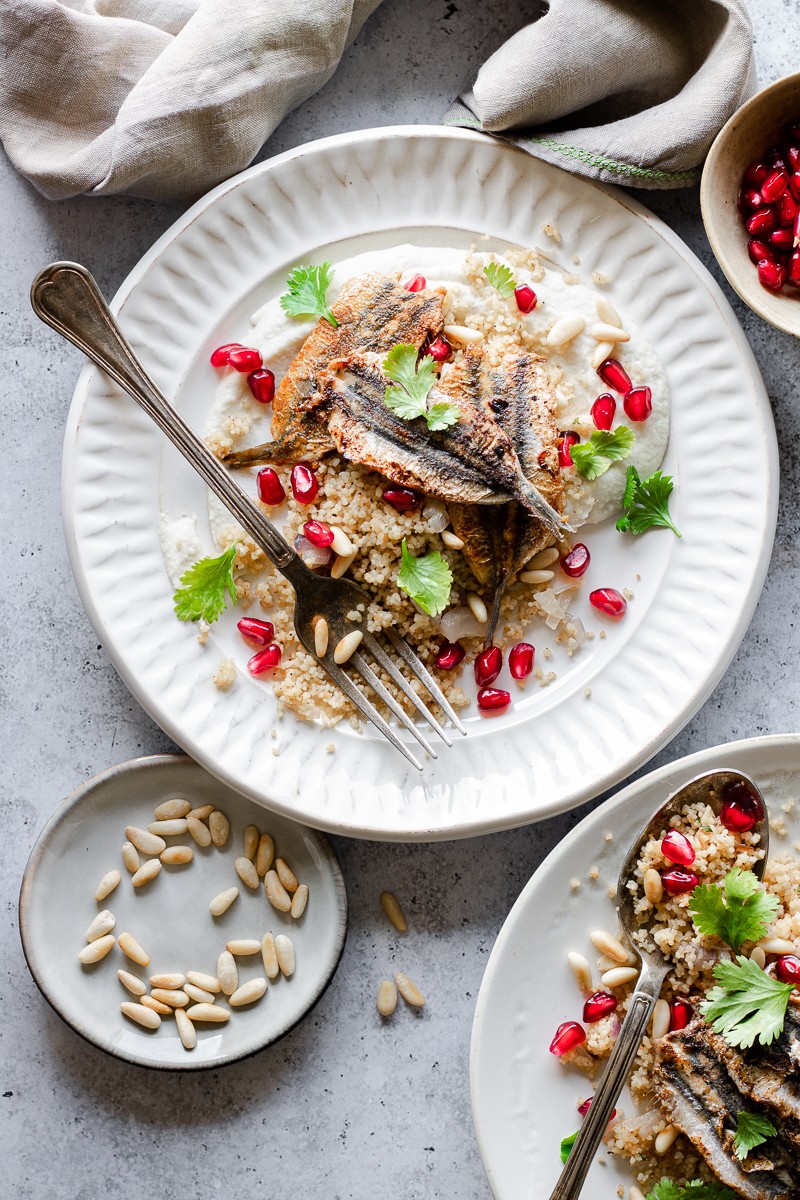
[173, 544, 238, 624]
[733, 1111, 777, 1161]
[483, 262, 516, 298]
[570, 427, 634, 481]
[689, 867, 778, 954]
[280, 261, 338, 326]
[397, 539, 453, 616]
[616, 466, 680, 537]
[383, 344, 460, 431]
[647, 1181, 736, 1200]
[559, 1130, 578, 1164]
[700, 955, 793, 1049]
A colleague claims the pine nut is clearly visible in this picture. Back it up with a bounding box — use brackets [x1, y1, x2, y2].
[209, 886, 239, 916]
[466, 592, 488, 624]
[175, 1007, 196, 1050]
[243, 825, 259, 860]
[314, 617, 329, 658]
[161, 845, 193, 865]
[227, 939, 261, 956]
[596, 954, 623, 972]
[151, 988, 189, 1008]
[630, 1188, 646, 1200]
[217, 950, 238, 995]
[208, 810, 230, 847]
[235, 856, 259, 890]
[261, 933, 280, 980]
[546, 314, 586, 347]
[333, 629, 363, 664]
[264, 870, 292, 913]
[651, 998, 670, 1040]
[591, 322, 630, 343]
[329, 526, 355, 557]
[117, 969, 146, 997]
[186, 971, 221, 993]
[591, 340, 616, 370]
[331, 550, 357, 579]
[122, 842, 140, 873]
[121, 1002, 161, 1030]
[187, 815, 212, 847]
[527, 547, 559, 569]
[395, 972, 425, 1007]
[256, 833, 275, 877]
[590, 930, 629, 964]
[154, 798, 191, 820]
[655, 1126, 678, 1154]
[275, 934, 295, 977]
[188, 804, 215, 820]
[149, 973, 185, 989]
[85, 910, 115, 943]
[78, 934, 116, 964]
[148, 818, 188, 837]
[757, 937, 796, 955]
[377, 979, 398, 1016]
[520, 569, 555, 585]
[601, 966, 639, 988]
[125, 826, 166, 855]
[276, 858, 298, 894]
[441, 531, 464, 550]
[567, 951, 593, 993]
[380, 892, 408, 932]
[118, 932, 150, 966]
[94, 869, 121, 901]
[184, 983, 215, 1004]
[140, 994, 172, 1015]
[750, 945, 767, 969]
[442, 323, 484, 344]
[291, 884, 309, 919]
[596, 296, 622, 327]
[131, 859, 161, 888]
[185, 1003, 229, 1023]
[229, 978, 268, 1007]
[644, 868, 663, 905]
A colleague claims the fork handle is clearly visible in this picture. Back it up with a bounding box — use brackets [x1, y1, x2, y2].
[31, 261, 308, 584]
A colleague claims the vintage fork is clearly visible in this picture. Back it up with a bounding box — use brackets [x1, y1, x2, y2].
[31, 262, 466, 770]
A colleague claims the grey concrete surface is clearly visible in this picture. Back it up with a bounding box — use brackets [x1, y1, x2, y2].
[1, 2, 797, 1197]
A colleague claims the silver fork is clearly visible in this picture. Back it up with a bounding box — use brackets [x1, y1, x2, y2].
[31, 261, 467, 770]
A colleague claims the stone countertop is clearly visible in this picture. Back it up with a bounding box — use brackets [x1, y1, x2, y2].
[2, 2, 797, 1197]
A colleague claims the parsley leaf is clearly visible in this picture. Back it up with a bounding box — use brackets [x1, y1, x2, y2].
[570, 427, 635, 481]
[173, 544, 238, 624]
[647, 1182, 683, 1200]
[397, 539, 453, 616]
[484, 262, 516, 298]
[647, 1181, 737, 1200]
[383, 344, 460, 430]
[559, 1130, 578, 1164]
[279, 261, 338, 327]
[733, 1111, 777, 1161]
[689, 867, 778, 953]
[700, 955, 793, 1049]
[616, 466, 681, 537]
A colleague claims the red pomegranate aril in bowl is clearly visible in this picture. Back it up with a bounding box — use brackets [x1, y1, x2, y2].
[775, 956, 800, 986]
[237, 617, 275, 645]
[302, 519, 334, 548]
[743, 159, 769, 187]
[790, 172, 800, 202]
[383, 486, 420, 513]
[746, 208, 775, 236]
[404, 274, 426, 292]
[661, 830, 695, 867]
[791, 250, 800, 286]
[747, 237, 773, 265]
[591, 393, 616, 430]
[761, 168, 789, 203]
[558, 431, 580, 468]
[210, 342, 241, 367]
[435, 641, 465, 671]
[247, 644, 282, 676]
[778, 191, 798, 226]
[770, 228, 794, 251]
[290, 464, 319, 504]
[758, 258, 787, 291]
[597, 358, 632, 394]
[257, 467, 286, 505]
[669, 1000, 692, 1031]
[741, 188, 763, 210]
[247, 368, 275, 404]
[514, 284, 537, 313]
[719, 779, 764, 832]
[562, 543, 590, 578]
[661, 867, 699, 896]
[589, 588, 626, 618]
[624, 385, 652, 422]
[509, 642, 534, 680]
[427, 336, 452, 362]
[583, 992, 617, 1023]
[474, 645, 503, 687]
[549, 1021, 586, 1056]
[227, 346, 263, 373]
[477, 687, 511, 713]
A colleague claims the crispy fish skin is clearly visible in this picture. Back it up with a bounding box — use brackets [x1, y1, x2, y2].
[223, 273, 445, 468]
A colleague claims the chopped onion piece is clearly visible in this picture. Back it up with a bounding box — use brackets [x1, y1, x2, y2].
[439, 606, 485, 641]
[423, 497, 449, 533]
[293, 534, 332, 569]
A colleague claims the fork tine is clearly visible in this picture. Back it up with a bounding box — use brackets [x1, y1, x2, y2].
[385, 628, 467, 735]
[349, 651, 437, 760]
[321, 659, 424, 771]
[360, 631, 452, 747]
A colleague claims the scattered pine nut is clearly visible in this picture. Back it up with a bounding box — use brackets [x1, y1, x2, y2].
[590, 930, 628, 964]
[601, 966, 639, 988]
[208, 810, 230, 847]
[188, 804, 215, 820]
[235, 856, 259, 890]
[377, 979, 398, 1017]
[243, 825, 259, 860]
[117, 969, 146, 997]
[151, 988, 189, 1008]
[520, 569, 555, 585]
[590, 321, 629, 343]
[209, 886, 239, 916]
[655, 1126, 678, 1155]
[591, 340, 615, 370]
[329, 526, 355, 557]
[187, 815, 212, 847]
[175, 1007, 197, 1050]
[630, 1189, 646, 1200]
[442, 323, 484, 344]
[527, 547, 559, 570]
[125, 826, 166, 856]
[78, 934, 116, 964]
[149, 972, 185, 989]
[229, 978, 268, 1007]
[160, 845, 194, 865]
[651, 998, 670, 1041]
[95, 870, 121, 901]
[226, 939, 261, 956]
[275, 857, 298, 894]
[380, 892, 407, 933]
[217, 950, 238, 995]
[121, 842, 140, 873]
[750, 945, 767, 969]
[261, 933, 280, 980]
[595, 295, 622, 327]
[275, 934, 295, 978]
[121, 1002, 161, 1030]
[333, 629, 363, 664]
[596, 954, 624, 972]
[331, 550, 357, 580]
[314, 617, 329, 658]
[131, 859, 162, 888]
[153, 798, 191, 820]
[184, 983, 216, 1004]
[118, 932, 150, 966]
[140, 994, 172, 1015]
[185, 1003, 230, 1023]
[291, 884, 309, 919]
[264, 870, 292, 913]
[757, 937, 796, 955]
[85, 910, 116, 943]
[148, 818, 188, 837]
[441, 531, 464, 550]
[546, 314, 585, 347]
[466, 592, 488, 625]
[186, 971, 221, 993]
[256, 833, 275, 877]
[567, 951, 593, 993]
[394, 972, 425, 1008]
[643, 868, 663, 905]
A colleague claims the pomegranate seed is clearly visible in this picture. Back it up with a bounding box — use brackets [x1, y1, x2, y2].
[435, 641, 465, 671]
[383, 486, 421, 513]
[748, 237, 774, 265]
[746, 208, 775, 236]
[227, 346, 263, 373]
[514, 284, 538, 313]
[210, 342, 241, 367]
[509, 642, 534, 680]
[237, 617, 275, 645]
[758, 258, 787, 291]
[404, 274, 426, 292]
[775, 956, 800, 986]
[743, 160, 769, 187]
[769, 146, 788, 171]
[475, 645, 503, 687]
[477, 687, 511, 713]
[669, 1000, 692, 1031]
[624, 386, 652, 422]
[762, 168, 789, 204]
[589, 588, 626, 618]
[290, 464, 319, 504]
[257, 467, 286, 505]
[789, 146, 800, 172]
[790, 249, 800, 285]
[302, 519, 334, 548]
[777, 191, 798, 227]
[562, 543, 590, 578]
[577, 1097, 617, 1120]
[770, 228, 794, 251]
[719, 779, 763, 832]
[427, 336, 452, 362]
[661, 830, 695, 867]
[661, 867, 699, 896]
[583, 992, 618, 1023]
[549, 1021, 586, 1056]
[790, 172, 800, 202]
[597, 358, 632, 393]
[741, 188, 763, 210]
[247, 368, 275, 404]
[591, 393, 616, 430]
[558, 431, 580, 468]
[247, 644, 282, 676]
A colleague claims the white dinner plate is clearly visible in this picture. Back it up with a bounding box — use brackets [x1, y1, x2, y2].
[62, 126, 777, 841]
[470, 733, 800, 1198]
[19, 754, 347, 1070]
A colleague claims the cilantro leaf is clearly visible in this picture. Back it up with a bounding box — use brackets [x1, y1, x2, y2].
[279, 261, 338, 327]
[570, 427, 635, 481]
[559, 1130, 578, 1164]
[646, 1182, 683, 1200]
[397, 539, 453, 616]
[383, 344, 460, 430]
[484, 262, 516, 298]
[426, 402, 460, 432]
[173, 544, 238, 624]
[647, 1181, 737, 1200]
[689, 867, 778, 953]
[616, 466, 681, 537]
[700, 955, 793, 1049]
[733, 1111, 777, 1161]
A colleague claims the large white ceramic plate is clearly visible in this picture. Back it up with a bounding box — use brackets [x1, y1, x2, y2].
[62, 126, 777, 841]
[470, 734, 800, 1198]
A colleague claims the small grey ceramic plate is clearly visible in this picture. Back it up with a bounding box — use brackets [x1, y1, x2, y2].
[19, 754, 348, 1070]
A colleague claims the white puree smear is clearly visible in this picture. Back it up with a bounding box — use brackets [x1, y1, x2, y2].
[160, 513, 203, 588]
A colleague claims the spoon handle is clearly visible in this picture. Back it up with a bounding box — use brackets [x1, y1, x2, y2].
[548, 959, 669, 1200]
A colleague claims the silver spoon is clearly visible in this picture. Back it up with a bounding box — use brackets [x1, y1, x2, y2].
[549, 768, 769, 1200]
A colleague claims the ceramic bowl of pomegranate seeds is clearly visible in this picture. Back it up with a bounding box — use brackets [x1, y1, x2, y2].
[701, 70, 800, 337]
